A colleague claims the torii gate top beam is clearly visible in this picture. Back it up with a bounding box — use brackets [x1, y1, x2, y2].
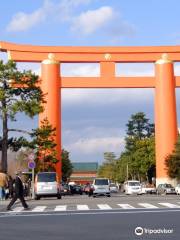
[1, 41, 180, 63]
[1, 41, 180, 88]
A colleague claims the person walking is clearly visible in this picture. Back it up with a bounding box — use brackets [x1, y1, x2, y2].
[7, 175, 14, 199]
[7, 171, 29, 211]
[0, 172, 8, 200]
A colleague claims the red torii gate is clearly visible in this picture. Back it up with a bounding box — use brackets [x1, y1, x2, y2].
[0, 41, 180, 185]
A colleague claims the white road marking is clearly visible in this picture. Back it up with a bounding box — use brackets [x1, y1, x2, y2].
[117, 204, 135, 209]
[77, 205, 89, 210]
[54, 205, 67, 211]
[2, 209, 180, 218]
[97, 204, 112, 210]
[12, 207, 24, 212]
[32, 206, 47, 212]
[138, 203, 158, 208]
[158, 202, 180, 208]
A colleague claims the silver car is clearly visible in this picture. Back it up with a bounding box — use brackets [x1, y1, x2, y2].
[156, 183, 176, 195]
[34, 172, 61, 200]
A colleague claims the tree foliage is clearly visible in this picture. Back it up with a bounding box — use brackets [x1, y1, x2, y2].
[98, 112, 155, 183]
[165, 136, 180, 180]
[0, 60, 44, 172]
[61, 149, 73, 182]
[98, 152, 118, 181]
[29, 118, 58, 172]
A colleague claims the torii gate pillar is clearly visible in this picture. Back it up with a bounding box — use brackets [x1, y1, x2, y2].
[39, 54, 61, 182]
[155, 54, 178, 186]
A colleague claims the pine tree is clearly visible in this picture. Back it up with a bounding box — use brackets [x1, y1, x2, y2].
[0, 60, 44, 172]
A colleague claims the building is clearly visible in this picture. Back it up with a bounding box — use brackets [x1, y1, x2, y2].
[70, 162, 98, 184]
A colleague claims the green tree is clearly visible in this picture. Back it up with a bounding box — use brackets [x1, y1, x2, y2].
[29, 118, 58, 172]
[165, 136, 180, 180]
[0, 60, 44, 172]
[116, 112, 155, 183]
[98, 152, 118, 181]
[125, 112, 154, 153]
[61, 149, 73, 182]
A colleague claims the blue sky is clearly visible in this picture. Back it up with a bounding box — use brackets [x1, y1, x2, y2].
[1, 0, 180, 163]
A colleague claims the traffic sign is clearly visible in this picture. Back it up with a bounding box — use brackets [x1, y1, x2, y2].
[28, 153, 35, 161]
[28, 161, 36, 169]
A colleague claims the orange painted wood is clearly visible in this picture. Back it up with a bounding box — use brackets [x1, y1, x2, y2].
[2, 41, 180, 62]
[5, 50, 180, 63]
[155, 62, 178, 181]
[39, 62, 61, 181]
[60, 77, 155, 88]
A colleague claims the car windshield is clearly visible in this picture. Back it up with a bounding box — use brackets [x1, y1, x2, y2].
[164, 184, 173, 188]
[37, 173, 56, 182]
[129, 182, 140, 186]
[110, 184, 116, 187]
[94, 179, 109, 185]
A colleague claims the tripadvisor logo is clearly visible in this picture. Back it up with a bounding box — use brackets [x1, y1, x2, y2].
[135, 226, 173, 236]
[135, 227, 143, 236]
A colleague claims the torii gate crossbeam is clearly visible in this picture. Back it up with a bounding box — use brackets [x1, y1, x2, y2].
[0, 41, 179, 185]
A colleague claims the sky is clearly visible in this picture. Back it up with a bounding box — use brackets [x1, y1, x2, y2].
[1, 0, 180, 164]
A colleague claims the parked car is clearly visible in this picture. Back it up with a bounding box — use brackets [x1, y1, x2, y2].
[175, 184, 180, 195]
[70, 185, 83, 195]
[156, 183, 176, 195]
[34, 172, 61, 200]
[124, 180, 142, 195]
[109, 183, 118, 193]
[141, 183, 156, 194]
[92, 178, 111, 197]
[61, 184, 71, 196]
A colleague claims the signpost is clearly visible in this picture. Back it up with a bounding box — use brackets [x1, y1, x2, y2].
[28, 153, 36, 199]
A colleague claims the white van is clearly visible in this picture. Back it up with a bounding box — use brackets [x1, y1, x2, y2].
[92, 178, 111, 197]
[34, 172, 61, 200]
[124, 180, 142, 195]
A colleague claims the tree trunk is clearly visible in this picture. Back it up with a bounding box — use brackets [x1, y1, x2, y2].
[1, 99, 8, 173]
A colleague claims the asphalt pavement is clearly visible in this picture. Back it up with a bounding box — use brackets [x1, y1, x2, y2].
[0, 208, 179, 240]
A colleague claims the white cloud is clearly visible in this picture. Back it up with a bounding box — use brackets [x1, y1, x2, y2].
[65, 136, 124, 154]
[6, 0, 53, 32]
[71, 6, 113, 35]
[62, 88, 154, 106]
[6, 0, 93, 32]
[61, 63, 99, 77]
[6, 0, 135, 41]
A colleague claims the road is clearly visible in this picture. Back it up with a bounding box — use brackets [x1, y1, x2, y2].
[0, 194, 180, 240]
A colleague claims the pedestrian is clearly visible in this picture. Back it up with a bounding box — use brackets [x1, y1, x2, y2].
[8, 175, 14, 199]
[7, 171, 29, 211]
[0, 172, 8, 200]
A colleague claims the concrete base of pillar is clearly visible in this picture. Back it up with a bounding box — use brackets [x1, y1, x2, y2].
[156, 177, 177, 187]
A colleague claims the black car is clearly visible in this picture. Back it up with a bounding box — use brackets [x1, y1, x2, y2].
[70, 185, 83, 195]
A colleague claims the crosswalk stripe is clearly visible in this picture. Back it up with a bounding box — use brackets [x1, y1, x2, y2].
[117, 204, 135, 209]
[77, 205, 89, 210]
[97, 204, 112, 210]
[54, 205, 67, 211]
[13, 207, 24, 212]
[158, 202, 180, 208]
[138, 203, 159, 208]
[32, 206, 47, 212]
